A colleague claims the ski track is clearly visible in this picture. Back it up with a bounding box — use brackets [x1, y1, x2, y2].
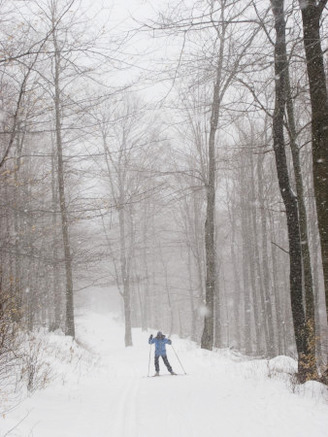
[111, 377, 140, 437]
[2, 313, 328, 437]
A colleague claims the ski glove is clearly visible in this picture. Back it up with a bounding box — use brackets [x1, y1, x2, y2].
[149, 334, 153, 340]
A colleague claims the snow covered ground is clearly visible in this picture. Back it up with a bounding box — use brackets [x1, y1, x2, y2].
[1, 311, 328, 437]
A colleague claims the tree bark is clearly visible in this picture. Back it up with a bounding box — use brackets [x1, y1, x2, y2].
[298, 0, 328, 327]
[53, 24, 75, 338]
[118, 205, 133, 347]
[51, 142, 61, 331]
[239, 157, 252, 354]
[285, 63, 316, 373]
[227, 196, 241, 350]
[187, 247, 197, 341]
[257, 151, 275, 356]
[201, 4, 228, 351]
[201, 85, 218, 351]
[271, 0, 309, 380]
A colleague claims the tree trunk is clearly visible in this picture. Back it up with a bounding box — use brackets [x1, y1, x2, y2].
[51, 142, 61, 331]
[285, 63, 316, 374]
[187, 247, 197, 341]
[226, 183, 241, 349]
[201, 8, 230, 350]
[13, 133, 23, 324]
[298, 0, 328, 326]
[245, 164, 261, 354]
[239, 158, 252, 354]
[270, 211, 288, 354]
[271, 0, 309, 380]
[119, 206, 132, 347]
[53, 27, 75, 338]
[142, 204, 150, 331]
[249, 152, 266, 355]
[309, 192, 324, 363]
[257, 151, 276, 356]
[201, 97, 218, 351]
[123, 289, 132, 347]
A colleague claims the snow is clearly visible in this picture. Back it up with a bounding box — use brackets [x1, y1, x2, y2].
[1, 312, 328, 437]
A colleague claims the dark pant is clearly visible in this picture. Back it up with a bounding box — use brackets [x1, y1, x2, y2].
[155, 354, 172, 372]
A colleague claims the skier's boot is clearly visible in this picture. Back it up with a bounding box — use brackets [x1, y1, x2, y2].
[153, 371, 159, 377]
[170, 371, 177, 375]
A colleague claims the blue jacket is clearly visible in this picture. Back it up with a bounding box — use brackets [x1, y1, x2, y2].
[149, 336, 171, 356]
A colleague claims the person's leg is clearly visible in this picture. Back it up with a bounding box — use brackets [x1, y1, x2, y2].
[154, 355, 160, 372]
[162, 355, 173, 373]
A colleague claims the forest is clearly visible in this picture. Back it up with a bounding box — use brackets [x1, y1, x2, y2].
[0, 0, 328, 406]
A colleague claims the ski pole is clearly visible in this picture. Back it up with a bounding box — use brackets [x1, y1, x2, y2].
[147, 343, 152, 377]
[170, 343, 187, 375]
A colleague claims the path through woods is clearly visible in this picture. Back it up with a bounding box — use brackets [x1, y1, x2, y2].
[2, 313, 328, 437]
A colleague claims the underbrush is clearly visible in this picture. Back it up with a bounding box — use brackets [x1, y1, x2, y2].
[0, 324, 97, 417]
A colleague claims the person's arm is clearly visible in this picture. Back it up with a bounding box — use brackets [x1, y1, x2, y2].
[165, 338, 172, 345]
[148, 334, 155, 344]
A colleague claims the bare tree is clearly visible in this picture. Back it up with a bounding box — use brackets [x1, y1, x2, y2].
[297, 0, 328, 337]
[270, 0, 317, 381]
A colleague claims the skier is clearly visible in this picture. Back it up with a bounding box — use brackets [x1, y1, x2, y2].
[149, 331, 176, 376]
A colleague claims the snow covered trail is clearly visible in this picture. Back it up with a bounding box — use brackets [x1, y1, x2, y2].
[2, 312, 328, 437]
